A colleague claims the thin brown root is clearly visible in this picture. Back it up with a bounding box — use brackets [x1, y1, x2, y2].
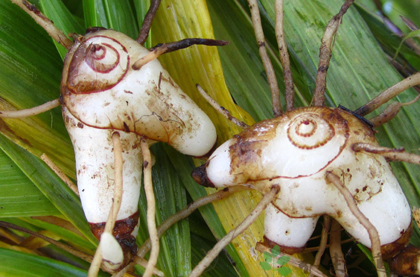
[137, 0, 162, 45]
[355, 72, 420, 116]
[247, 0, 282, 117]
[352, 143, 420, 166]
[0, 220, 93, 263]
[140, 137, 159, 277]
[189, 185, 280, 277]
[137, 186, 249, 258]
[275, 0, 294, 111]
[369, 93, 420, 127]
[312, 0, 355, 107]
[329, 219, 348, 277]
[326, 172, 385, 277]
[10, 0, 72, 49]
[196, 85, 249, 129]
[312, 215, 331, 272]
[88, 132, 124, 277]
[255, 243, 328, 277]
[41, 153, 78, 196]
[0, 99, 60, 118]
[132, 39, 229, 70]
[303, 238, 355, 253]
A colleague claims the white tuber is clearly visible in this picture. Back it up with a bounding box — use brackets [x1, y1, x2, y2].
[193, 106, 411, 257]
[61, 28, 217, 269]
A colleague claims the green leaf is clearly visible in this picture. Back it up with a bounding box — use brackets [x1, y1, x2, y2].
[21, 217, 96, 253]
[271, 245, 281, 257]
[190, 233, 240, 277]
[276, 256, 290, 267]
[82, 0, 138, 39]
[278, 266, 292, 276]
[260, 261, 272, 271]
[0, 248, 108, 277]
[0, 148, 58, 217]
[263, 251, 273, 263]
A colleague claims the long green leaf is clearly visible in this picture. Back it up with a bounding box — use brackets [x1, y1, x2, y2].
[82, 0, 138, 39]
[0, 148, 58, 217]
[0, 248, 108, 277]
[21, 217, 96, 253]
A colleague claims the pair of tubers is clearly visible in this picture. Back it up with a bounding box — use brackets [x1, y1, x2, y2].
[66, 28, 415, 275]
[2, 0, 420, 276]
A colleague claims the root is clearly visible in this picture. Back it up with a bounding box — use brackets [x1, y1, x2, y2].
[10, 0, 72, 49]
[312, 215, 330, 272]
[132, 46, 167, 70]
[132, 39, 229, 70]
[196, 85, 249, 129]
[326, 172, 385, 277]
[255, 243, 328, 277]
[303, 238, 355, 253]
[247, 0, 282, 117]
[137, 0, 162, 45]
[88, 132, 124, 277]
[312, 0, 355, 107]
[0, 99, 60, 118]
[329, 219, 348, 277]
[140, 138, 159, 277]
[352, 143, 420, 166]
[355, 72, 420, 116]
[275, 0, 294, 111]
[41, 153, 78, 196]
[369, 93, 420, 127]
[189, 185, 280, 277]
